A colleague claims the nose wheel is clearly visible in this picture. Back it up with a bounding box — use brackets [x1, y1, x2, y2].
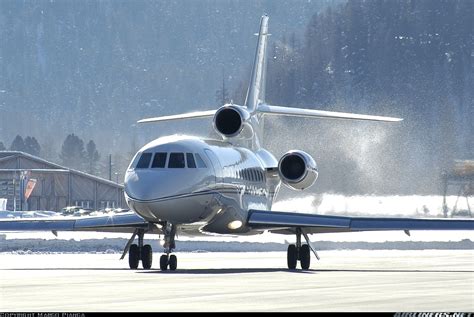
[159, 254, 178, 271]
[159, 223, 178, 271]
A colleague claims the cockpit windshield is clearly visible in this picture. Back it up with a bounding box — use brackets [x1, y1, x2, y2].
[132, 152, 207, 169]
[168, 153, 185, 168]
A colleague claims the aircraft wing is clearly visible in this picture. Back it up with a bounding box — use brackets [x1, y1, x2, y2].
[247, 210, 474, 234]
[0, 212, 155, 234]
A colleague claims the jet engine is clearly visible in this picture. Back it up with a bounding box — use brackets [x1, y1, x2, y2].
[278, 150, 318, 190]
[213, 105, 251, 138]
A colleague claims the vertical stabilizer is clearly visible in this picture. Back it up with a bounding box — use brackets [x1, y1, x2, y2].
[244, 15, 270, 113]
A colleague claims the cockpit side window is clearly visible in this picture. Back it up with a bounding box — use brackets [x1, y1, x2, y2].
[136, 153, 153, 169]
[151, 152, 167, 168]
[186, 153, 196, 168]
[168, 153, 185, 168]
[128, 152, 141, 169]
[194, 153, 207, 168]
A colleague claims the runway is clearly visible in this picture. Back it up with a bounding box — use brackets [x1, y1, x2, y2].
[1, 250, 473, 311]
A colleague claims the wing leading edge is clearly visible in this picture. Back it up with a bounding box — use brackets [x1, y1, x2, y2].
[248, 210, 474, 234]
[0, 212, 153, 234]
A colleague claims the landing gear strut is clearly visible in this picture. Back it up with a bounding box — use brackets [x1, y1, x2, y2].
[159, 222, 178, 271]
[287, 228, 311, 270]
[123, 229, 153, 269]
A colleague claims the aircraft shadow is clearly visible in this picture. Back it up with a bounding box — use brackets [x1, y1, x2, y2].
[138, 268, 315, 274]
[314, 269, 474, 273]
[4, 268, 472, 274]
[138, 268, 474, 274]
[7, 268, 131, 271]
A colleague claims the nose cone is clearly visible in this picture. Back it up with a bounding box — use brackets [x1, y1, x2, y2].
[125, 168, 215, 201]
[124, 168, 217, 223]
[125, 169, 167, 201]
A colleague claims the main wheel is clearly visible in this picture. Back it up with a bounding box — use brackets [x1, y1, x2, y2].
[169, 254, 177, 271]
[129, 244, 140, 269]
[141, 244, 153, 269]
[160, 254, 168, 271]
[300, 244, 311, 270]
[287, 244, 297, 269]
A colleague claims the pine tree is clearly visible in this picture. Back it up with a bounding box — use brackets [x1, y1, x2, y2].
[0, 142, 5, 151]
[60, 134, 86, 170]
[85, 140, 100, 175]
[10, 135, 25, 152]
[24, 136, 41, 156]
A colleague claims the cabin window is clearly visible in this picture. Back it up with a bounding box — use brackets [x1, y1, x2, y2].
[168, 153, 185, 168]
[194, 153, 207, 168]
[136, 153, 152, 169]
[151, 152, 167, 168]
[186, 153, 196, 168]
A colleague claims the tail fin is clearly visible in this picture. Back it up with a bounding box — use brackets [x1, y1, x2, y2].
[244, 15, 270, 113]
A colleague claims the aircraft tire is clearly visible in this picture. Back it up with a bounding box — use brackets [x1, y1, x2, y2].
[129, 244, 140, 269]
[141, 244, 153, 269]
[160, 254, 168, 271]
[169, 254, 177, 271]
[287, 244, 297, 269]
[300, 244, 311, 270]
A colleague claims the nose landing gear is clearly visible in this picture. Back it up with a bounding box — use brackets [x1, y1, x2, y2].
[159, 222, 178, 271]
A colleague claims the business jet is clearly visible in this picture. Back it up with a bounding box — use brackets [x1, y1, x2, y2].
[1, 16, 472, 271]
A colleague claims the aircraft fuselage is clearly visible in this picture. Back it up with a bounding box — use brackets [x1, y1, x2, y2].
[124, 135, 280, 235]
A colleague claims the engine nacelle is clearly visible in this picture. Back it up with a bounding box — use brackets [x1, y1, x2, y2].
[278, 150, 318, 190]
[213, 105, 251, 138]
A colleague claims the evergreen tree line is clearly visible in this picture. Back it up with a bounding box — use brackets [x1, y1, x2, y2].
[0, 134, 101, 176]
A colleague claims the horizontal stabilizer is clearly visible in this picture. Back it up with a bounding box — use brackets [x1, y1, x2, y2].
[257, 104, 402, 122]
[138, 110, 217, 124]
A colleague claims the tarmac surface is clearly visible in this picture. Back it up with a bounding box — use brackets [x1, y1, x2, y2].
[0, 250, 473, 312]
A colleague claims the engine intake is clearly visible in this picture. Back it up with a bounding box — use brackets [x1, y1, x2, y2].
[213, 105, 250, 138]
[278, 150, 318, 190]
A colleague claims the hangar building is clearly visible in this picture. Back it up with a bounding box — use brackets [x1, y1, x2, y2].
[0, 151, 125, 212]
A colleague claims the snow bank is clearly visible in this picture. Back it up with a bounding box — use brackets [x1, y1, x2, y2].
[0, 236, 472, 253]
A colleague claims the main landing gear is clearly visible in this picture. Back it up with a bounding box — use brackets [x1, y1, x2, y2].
[122, 229, 153, 269]
[287, 228, 317, 270]
[159, 222, 178, 271]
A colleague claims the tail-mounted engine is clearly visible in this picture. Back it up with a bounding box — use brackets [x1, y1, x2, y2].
[278, 150, 318, 190]
[213, 105, 251, 138]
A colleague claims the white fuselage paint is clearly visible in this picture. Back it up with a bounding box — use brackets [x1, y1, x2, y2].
[124, 136, 280, 235]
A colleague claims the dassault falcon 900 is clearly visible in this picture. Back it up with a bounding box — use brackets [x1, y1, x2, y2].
[1, 16, 473, 271]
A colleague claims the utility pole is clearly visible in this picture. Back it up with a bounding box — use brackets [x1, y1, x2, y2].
[12, 178, 16, 212]
[109, 154, 112, 181]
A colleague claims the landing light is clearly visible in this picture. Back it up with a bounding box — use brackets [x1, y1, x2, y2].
[227, 220, 243, 230]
